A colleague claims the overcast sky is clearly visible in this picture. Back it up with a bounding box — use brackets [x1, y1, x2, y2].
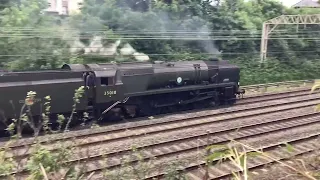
[278, 0, 300, 6]
[241, 0, 301, 7]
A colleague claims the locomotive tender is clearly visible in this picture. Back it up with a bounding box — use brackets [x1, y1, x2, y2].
[0, 58, 244, 127]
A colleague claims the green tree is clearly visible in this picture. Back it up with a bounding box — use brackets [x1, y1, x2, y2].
[0, 0, 70, 70]
[0, 0, 319, 85]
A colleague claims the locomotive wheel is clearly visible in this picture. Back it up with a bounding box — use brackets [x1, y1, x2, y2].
[193, 100, 211, 109]
[160, 107, 169, 114]
[103, 107, 124, 122]
[121, 105, 138, 118]
[167, 106, 177, 114]
[228, 98, 237, 105]
[137, 106, 160, 117]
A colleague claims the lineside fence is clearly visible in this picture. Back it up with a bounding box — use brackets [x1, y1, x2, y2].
[241, 79, 316, 93]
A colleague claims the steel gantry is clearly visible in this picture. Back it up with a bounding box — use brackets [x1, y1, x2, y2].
[260, 14, 320, 63]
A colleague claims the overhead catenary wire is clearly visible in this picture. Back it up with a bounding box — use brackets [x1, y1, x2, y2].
[0, 32, 318, 39]
[1, 28, 320, 35]
[0, 36, 320, 41]
[0, 27, 269, 32]
[0, 26, 319, 31]
[0, 50, 318, 57]
[0, 31, 317, 35]
[0, 27, 319, 62]
[0, 40, 317, 53]
[0, 42, 317, 50]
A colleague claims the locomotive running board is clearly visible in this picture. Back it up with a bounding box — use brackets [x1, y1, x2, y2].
[125, 82, 237, 97]
[154, 95, 214, 108]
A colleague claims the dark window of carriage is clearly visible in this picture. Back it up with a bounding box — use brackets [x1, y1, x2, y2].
[100, 77, 114, 86]
[101, 77, 108, 86]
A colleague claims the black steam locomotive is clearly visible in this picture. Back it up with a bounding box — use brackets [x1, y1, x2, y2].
[0, 59, 244, 129]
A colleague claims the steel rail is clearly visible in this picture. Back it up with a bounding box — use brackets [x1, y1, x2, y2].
[6, 102, 320, 178]
[86, 115, 320, 180]
[241, 79, 315, 90]
[79, 109, 320, 172]
[236, 87, 313, 105]
[144, 132, 320, 180]
[4, 95, 320, 160]
[1, 89, 318, 151]
[0, 81, 314, 147]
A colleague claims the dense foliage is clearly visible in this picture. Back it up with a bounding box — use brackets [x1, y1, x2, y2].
[0, 0, 320, 84]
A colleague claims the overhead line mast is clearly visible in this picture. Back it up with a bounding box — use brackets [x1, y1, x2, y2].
[260, 14, 320, 63]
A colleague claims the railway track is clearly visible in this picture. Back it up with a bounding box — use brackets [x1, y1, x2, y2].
[1, 88, 320, 179]
[0, 86, 312, 143]
[67, 104, 320, 179]
[236, 87, 313, 105]
[241, 79, 314, 92]
[0, 86, 315, 148]
[0, 86, 311, 138]
[2, 89, 318, 156]
[247, 151, 319, 180]
[77, 106, 320, 177]
[164, 131, 320, 180]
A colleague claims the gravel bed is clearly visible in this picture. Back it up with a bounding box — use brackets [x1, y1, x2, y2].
[246, 152, 320, 180]
[6, 102, 320, 177]
[1, 93, 318, 148]
[237, 89, 310, 104]
[68, 98, 320, 150]
[244, 85, 313, 96]
[5, 95, 320, 160]
[237, 124, 320, 150]
[72, 111, 320, 173]
[8, 104, 318, 162]
[11, 111, 320, 179]
[68, 106, 318, 159]
[88, 124, 320, 180]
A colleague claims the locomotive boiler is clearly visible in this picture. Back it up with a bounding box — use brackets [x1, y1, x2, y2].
[0, 58, 244, 130]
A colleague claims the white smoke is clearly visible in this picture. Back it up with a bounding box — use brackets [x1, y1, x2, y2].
[84, 36, 104, 54]
[68, 35, 150, 61]
[133, 52, 150, 61]
[152, 11, 222, 56]
[119, 43, 150, 61]
[119, 43, 136, 55]
[199, 25, 222, 55]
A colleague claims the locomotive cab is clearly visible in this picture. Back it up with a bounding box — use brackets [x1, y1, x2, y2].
[92, 69, 125, 103]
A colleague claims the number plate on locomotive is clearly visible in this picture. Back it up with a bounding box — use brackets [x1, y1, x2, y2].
[104, 90, 117, 96]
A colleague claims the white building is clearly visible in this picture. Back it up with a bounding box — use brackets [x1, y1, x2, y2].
[45, 0, 83, 15]
[292, 0, 320, 8]
[68, 0, 83, 15]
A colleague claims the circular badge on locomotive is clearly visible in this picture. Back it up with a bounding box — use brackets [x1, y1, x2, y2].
[177, 77, 182, 84]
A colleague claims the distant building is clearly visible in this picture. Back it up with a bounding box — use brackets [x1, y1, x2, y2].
[292, 0, 320, 8]
[68, 0, 83, 15]
[45, 0, 83, 15]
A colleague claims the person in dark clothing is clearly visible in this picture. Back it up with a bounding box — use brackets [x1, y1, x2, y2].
[86, 72, 95, 88]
